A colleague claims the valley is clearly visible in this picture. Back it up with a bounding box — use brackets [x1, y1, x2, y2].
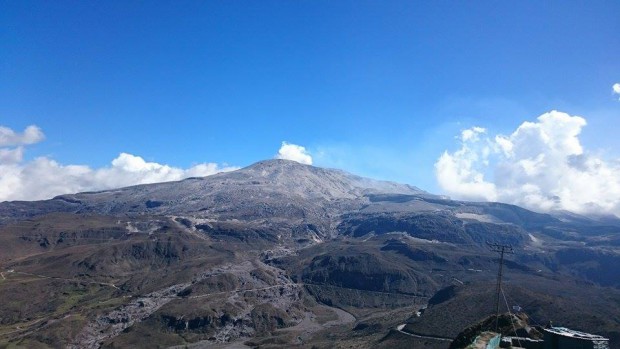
[0, 160, 618, 348]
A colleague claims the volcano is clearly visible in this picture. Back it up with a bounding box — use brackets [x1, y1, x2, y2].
[0, 159, 618, 348]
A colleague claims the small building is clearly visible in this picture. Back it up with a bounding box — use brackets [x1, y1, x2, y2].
[543, 327, 609, 349]
[501, 336, 544, 349]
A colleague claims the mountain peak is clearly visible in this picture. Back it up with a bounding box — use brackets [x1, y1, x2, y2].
[247, 158, 310, 168]
[233, 159, 426, 198]
[240, 158, 314, 177]
[0, 159, 429, 223]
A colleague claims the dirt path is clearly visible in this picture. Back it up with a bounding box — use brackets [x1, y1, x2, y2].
[12, 271, 120, 290]
[396, 324, 453, 341]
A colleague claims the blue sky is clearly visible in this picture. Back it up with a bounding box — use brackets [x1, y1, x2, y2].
[1, 1, 620, 213]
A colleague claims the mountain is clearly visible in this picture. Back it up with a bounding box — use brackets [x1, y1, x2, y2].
[0, 159, 558, 244]
[1, 159, 426, 216]
[0, 160, 430, 243]
[0, 159, 618, 349]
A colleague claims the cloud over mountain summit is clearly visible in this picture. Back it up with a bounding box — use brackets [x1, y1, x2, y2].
[275, 142, 313, 165]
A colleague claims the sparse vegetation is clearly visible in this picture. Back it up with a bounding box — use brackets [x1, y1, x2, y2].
[0, 160, 618, 348]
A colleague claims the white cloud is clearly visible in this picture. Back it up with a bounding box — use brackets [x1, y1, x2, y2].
[435, 126, 497, 202]
[0, 125, 238, 202]
[275, 141, 313, 165]
[613, 83, 620, 100]
[435, 110, 620, 216]
[0, 147, 24, 164]
[0, 125, 44, 146]
[461, 126, 486, 142]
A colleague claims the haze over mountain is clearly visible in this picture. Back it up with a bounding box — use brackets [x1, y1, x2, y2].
[0, 160, 619, 348]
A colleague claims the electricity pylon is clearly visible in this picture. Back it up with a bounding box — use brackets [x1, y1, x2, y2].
[487, 242, 514, 332]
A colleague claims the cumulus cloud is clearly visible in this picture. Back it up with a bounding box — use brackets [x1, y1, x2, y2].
[0, 125, 44, 146]
[0, 125, 237, 202]
[435, 127, 497, 202]
[275, 141, 313, 165]
[613, 83, 620, 100]
[435, 110, 620, 216]
[461, 126, 486, 142]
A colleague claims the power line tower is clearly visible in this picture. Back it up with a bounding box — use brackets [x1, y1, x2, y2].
[487, 242, 514, 332]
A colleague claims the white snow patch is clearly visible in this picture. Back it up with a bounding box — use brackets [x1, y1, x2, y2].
[125, 222, 140, 233]
[386, 232, 442, 244]
[455, 212, 499, 223]
[528, 233, 543, 247]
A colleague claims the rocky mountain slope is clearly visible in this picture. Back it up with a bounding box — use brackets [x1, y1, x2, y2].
[1, 159, 425, 220]
[0, 159, 618, 348]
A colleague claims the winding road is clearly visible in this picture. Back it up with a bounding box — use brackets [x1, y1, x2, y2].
[396, 324, 453, 342]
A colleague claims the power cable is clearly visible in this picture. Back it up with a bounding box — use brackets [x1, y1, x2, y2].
[501, 286, 522, 348]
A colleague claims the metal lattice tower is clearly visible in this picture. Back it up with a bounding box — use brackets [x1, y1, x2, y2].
[487, 242, 514, 332]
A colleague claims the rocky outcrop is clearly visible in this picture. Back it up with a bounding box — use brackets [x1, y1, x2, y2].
[449, 313, 541, 349]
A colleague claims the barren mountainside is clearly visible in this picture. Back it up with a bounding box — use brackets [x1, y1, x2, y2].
[0, 159, 618, 349]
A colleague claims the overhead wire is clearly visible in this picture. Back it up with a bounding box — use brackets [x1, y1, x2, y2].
[501, 286, 522, 348]
[501, 285, 547, 330]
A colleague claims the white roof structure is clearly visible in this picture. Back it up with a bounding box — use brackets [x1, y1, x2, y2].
[545, 327, 609, 341]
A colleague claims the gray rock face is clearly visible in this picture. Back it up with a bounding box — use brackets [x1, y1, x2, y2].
[0, 160, 431, 240]
[56, 159, 427, 214]
[2, 159, 620, 349]
[0, 159, 617, 246]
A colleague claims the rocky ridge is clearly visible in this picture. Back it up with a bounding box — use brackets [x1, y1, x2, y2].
[0, 159, 618, 348]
